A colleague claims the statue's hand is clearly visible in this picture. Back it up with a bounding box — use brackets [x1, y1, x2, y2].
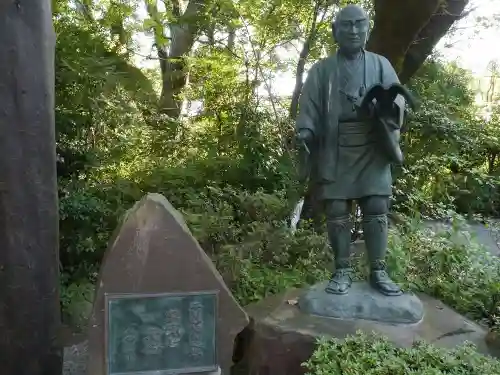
[297, 129, 314, 143]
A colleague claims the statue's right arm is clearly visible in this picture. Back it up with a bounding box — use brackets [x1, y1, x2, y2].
[296, 63, 322, 142]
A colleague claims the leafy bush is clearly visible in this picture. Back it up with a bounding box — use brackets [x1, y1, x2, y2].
[60, 277, 95, 331]
[304, 332, 500, 375]
[59, 177, 500, 331]
[384, 214, 500, 328]
[59, 170, 500, 335]
[226, 207, 498, 330]
[215, 224, 329, 305]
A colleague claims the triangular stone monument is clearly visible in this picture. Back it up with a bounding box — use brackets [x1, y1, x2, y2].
[86, 193, 248, 374]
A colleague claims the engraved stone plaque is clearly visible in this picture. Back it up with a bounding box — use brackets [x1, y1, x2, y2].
[105, 291, 218, 375]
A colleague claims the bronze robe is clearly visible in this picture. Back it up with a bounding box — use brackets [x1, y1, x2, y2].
[296, 51, 405, 200]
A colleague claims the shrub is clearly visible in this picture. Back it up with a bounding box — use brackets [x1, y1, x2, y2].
[384, 214, 500, 328]
[59, 176, 500, 334]
[303, 332, 500, 375]
[60, 277, 95, 331]
[215, 224, 330, 305]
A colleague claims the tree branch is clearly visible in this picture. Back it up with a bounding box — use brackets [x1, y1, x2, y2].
[367, 0, 441, 71]
[289, 0, 329, 119]
[399, 0, 470, 83]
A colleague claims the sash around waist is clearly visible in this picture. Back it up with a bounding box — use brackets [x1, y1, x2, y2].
[338, 121, 372, 135]
[337, 121, 373, 147]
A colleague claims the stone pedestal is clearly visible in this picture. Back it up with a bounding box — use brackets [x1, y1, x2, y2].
[299, 281, 424, 324]
[231, 285, 491, 375]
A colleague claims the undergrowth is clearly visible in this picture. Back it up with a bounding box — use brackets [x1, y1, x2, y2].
[304, 332, 500, 375]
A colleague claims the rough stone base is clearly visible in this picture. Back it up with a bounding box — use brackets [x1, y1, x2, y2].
[232, 288, 492, 375]
[299, 281, 424, 324]
[486, 330, 500, 358]
[63, 340, 222, 375]
[63, 341, 88, 375]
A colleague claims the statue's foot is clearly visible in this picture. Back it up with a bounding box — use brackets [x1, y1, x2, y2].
[325, 269, 352, 295]
[370, 269, 403, 296]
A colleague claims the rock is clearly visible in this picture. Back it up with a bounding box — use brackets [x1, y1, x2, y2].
[232, 288, 491, 375]
[299, 281, 424, 324]
[86, 193, 248, 375]
[63, 341, 88, 375]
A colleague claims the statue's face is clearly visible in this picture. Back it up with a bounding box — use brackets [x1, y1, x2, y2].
[333, 5, 369, 55]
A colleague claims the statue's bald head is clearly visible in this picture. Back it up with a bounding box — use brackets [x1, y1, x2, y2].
[332, 4, 370, 56]
[334, 4, 369, 25]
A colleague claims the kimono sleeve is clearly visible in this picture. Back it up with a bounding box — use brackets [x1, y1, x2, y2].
[380, 56, 406, 127]
[296, 62, 322, 136]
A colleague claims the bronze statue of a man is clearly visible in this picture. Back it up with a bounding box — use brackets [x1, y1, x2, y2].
[296, 5, 406, 296]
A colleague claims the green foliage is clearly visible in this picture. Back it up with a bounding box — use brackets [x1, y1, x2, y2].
[395, 60, 500, 217]
[385, 215, 500, 327]
[303, 332, 500, 375]
[53, 0, 500, 349]
[59, 182, 132, 280]
[216, 223, 329, 305]
[60, 277, 95, 331]
[54, 16, 154, 181]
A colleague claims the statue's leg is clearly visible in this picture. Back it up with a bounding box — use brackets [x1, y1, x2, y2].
[359, 195, 402, 296]
[324, 199, 353, 295]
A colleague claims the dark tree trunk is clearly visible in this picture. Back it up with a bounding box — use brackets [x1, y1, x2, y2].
[367, 0, 441, 72]
[367, 0, 469, 83]
[0, 1, 61, 374]
[399, 0, 469, 83]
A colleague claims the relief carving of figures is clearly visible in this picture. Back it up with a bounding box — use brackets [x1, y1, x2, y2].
[140, 325, 165, 355]
[164, 308, 185, 348]
[120, 325, 139, 366]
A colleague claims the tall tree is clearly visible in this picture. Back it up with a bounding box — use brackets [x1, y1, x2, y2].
[145, 0, 210, 118]
[0, 0, 61, 374]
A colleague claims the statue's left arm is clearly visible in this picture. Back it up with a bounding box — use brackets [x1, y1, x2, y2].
[378, 56, 406, 164]
[380, 56, 406, 128]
